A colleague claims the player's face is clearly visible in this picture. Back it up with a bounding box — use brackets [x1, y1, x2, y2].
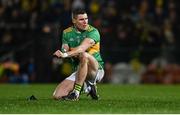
[74, 13, 88, 31]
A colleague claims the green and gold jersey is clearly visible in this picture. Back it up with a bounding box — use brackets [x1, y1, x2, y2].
[61, 25, 104, 71]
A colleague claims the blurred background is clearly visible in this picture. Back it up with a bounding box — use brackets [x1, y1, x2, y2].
[0, 0, 180, 84]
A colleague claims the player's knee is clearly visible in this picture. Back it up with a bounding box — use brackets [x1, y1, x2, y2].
[79, 52, 88, 63]
[52, 91, 63, 100]
[52, 93, 59, 100]
[52, 91, 59, 100]
[53, 95, 58, 100]
[52, 90, 70, 100]
[53, 93, 65, 100]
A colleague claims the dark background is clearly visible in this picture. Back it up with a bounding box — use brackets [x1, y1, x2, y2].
[0, 0, 180, 84]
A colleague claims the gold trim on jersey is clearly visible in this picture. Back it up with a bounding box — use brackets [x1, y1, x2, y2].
[87, 25, 94, 32]
[63, 27, 73, 33]
[87, 42, 100, 55]
[69, 42, 100, 55]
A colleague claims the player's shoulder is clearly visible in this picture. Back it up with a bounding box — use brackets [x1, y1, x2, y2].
[87, 25, 98, 32]
[63, 26, 73, 33]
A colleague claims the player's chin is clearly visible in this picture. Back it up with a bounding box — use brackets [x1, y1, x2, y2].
[81, 26, 87, 30]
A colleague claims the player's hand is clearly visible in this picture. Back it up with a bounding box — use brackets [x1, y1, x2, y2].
[53, 50, 64, 58]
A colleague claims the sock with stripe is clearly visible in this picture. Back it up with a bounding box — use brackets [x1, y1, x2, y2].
[74, 83, 82, 96]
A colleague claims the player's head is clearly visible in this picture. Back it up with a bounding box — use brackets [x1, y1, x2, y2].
[72, 8, 88, 31]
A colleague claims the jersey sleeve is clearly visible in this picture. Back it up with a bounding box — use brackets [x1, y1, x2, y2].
[86, 29, 100, 43]
[61, 31, 68, 52]
[62, 31, 68, 44]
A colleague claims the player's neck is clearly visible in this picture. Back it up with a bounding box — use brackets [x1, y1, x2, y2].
[74, 25, 88, 33]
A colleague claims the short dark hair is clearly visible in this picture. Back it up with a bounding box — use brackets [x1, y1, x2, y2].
[72, 8, 87, 19]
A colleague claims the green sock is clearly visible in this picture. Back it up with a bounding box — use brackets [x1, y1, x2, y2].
[74, 83, 82, 95]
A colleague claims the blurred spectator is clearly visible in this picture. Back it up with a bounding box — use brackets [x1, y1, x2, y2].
[0, 58, 28, 83]
[72, 0, 85, 10]
[141, 56, 180, 84]
[102, 61, 113, 83]
[111, 60, 144, 84]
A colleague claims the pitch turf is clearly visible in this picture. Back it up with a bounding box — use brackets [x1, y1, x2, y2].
[0, 84, 180, 114]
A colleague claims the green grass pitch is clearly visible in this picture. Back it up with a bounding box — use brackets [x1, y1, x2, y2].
[0, 84, 180, 114]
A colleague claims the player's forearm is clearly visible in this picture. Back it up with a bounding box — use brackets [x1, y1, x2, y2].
[59, 46, 87, 58]
[66, 46, 86, 57]
[61, 44, 69, 52]
[61, 38, 94, 58]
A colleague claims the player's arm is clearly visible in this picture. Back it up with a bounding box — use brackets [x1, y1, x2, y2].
[67, 38, 95, 57]
[53, 30, 70, 58]
[61, 44, 69, 52]
[53, 44, 69, 58]
[66, 29, 100, 57]
[55, 38, 95, 58]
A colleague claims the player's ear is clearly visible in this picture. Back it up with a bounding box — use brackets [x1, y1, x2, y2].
[72, 18, 76, 24]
